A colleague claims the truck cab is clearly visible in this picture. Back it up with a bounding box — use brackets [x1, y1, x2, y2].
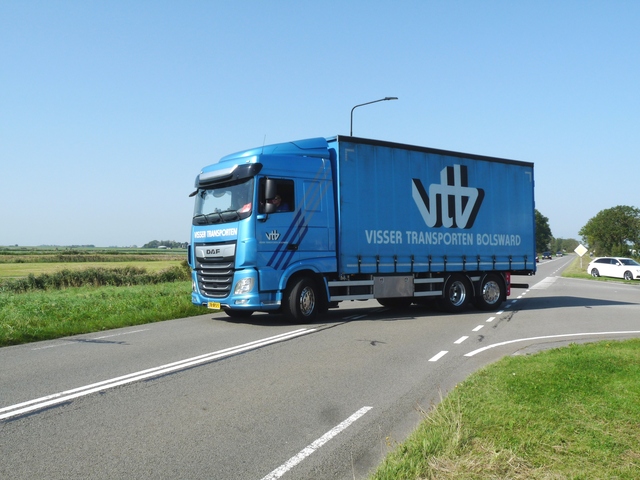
[188, 138, 335, 320]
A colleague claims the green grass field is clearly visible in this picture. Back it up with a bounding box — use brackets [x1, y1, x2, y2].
[0, 248, 205, 346]
[0, 281, 204, 346]
[0, 246, 186, 279]
[0, 260, 182, 279]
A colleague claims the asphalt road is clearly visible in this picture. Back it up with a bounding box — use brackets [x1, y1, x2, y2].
[2, 256, 640, 479]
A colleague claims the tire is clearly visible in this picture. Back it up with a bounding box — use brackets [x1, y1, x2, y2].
[377, 297, 413, 309]
[474, 273, 506, 311]
[591, 268, 600, 278]
[283, 276, 319, 323]
[224, 309, 254, 319]
[439, 274, 471, 313]
[624, 271, 633, 281]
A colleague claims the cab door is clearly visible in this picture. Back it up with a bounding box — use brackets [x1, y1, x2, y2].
[255, 178, 298, 288]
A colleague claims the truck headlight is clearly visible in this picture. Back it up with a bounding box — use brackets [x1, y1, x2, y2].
[234, 278, 254, 295]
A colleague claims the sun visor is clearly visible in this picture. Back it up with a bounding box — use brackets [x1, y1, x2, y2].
[196, 163, 263, 188]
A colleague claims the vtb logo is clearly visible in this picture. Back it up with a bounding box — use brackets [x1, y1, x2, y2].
[412, 165, 484, 229]
[266, 230, 280, 241]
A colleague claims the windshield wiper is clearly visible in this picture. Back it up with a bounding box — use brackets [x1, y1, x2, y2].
[220, 209, 241, 221]
[193, 212, 222, 225]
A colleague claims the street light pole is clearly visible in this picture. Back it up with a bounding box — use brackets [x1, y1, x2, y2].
[350, 96, 398, 136]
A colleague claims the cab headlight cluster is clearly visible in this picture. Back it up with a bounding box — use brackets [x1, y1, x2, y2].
[234, 278, 254, 295]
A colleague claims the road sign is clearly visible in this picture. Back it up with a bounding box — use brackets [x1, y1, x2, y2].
[574, 244, 588, 257]
[575, 244, 588, 268]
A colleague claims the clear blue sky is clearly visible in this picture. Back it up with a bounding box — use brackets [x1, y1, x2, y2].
[1, 1, 638, 247]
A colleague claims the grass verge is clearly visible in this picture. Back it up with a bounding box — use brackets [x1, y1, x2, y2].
[0, 281, 205, 346]
[371, 339, 640, 479]
[561, 254, 593, 279]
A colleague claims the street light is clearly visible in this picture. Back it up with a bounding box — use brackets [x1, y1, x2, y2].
[350, 96, 398, 136]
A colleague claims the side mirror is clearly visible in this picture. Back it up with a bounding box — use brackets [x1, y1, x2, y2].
[262, 177, 277, 215]
[264, 178, 277, 200]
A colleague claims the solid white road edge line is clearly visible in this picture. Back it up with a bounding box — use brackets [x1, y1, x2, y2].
[0, 328, 316, 421]
[260, 406, 373, 480]
[464, 331, 640, 357]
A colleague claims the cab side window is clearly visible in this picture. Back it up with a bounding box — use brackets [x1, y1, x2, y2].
[259, 178, 294, 213]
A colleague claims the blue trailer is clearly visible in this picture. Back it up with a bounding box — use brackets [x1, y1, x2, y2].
[188, 136, 535, 322]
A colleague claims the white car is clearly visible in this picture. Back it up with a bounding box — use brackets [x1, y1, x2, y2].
[587, 257, 640, 281]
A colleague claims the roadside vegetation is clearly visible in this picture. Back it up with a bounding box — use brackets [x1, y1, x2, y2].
[371, 339, 640, 479]
[579, 205, 640, 258]
[0, 247, 205, 346]
[1, 263, 190, 293]
[0, 281, 203, 346]
[561, 254, 596, 280]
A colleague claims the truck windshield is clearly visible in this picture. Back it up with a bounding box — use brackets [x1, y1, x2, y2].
[192, 178, 253, 225]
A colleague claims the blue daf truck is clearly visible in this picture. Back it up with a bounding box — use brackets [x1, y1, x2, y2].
[188, 136, 536, 322]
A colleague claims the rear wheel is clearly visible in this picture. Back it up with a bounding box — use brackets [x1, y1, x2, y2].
[283, 276, 319, 323]
[591, 268, 600, 277]
[474, 273, 506, 311]
[624, 271, 633, 281]
[439, 274, 471, 313]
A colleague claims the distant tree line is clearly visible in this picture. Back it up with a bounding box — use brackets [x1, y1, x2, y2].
[536, 205, 640, 257]
[142, 240, 188, 249]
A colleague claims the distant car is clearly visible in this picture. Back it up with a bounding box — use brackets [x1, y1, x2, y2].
[556, 251, 563, 257]
[542, 251, 552, 259]
[587, 257, 640, 281]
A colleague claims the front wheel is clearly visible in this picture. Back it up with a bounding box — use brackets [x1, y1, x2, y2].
[474, 273, 506, 311]
[624, 271, 633, 281]
[283, 277, 319, 323]
[439, 274, 471, 313]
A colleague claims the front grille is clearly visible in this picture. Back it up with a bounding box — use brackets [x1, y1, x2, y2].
[195, 243, 236, 298]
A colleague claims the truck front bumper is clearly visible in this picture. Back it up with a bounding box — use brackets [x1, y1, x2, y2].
[191, 270, 281, 312]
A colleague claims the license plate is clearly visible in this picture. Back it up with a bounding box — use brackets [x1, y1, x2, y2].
[207, 302, 221, 310]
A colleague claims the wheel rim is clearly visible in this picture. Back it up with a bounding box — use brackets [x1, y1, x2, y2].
[299, 286, 316, 317]
[591, 269, 599, 277]
[448, 280, 468, 307]
[482, 280, 501, 305]
[624, 271, 632, 280]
